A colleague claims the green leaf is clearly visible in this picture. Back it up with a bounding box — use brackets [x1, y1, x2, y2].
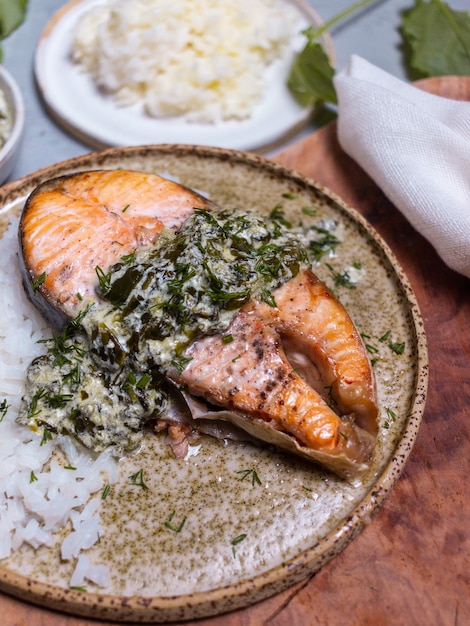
[287, 0, 377, 108]
[0, 0, 28, 39]
[0, 0, 28, 61]
[401, 0, 470, 77]
[288, 40, 337, 107]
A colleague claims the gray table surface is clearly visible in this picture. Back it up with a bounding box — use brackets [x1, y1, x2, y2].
[2, 0, 468, 182]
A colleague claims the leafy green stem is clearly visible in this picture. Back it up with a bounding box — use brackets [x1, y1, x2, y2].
[288, 0, 378, 107]
[304, 0, 378, 42]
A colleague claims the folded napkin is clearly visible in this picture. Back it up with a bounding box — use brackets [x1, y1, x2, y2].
[334, 55, 470, 279]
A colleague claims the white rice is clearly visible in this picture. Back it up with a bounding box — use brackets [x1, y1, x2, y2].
[0, 215, 118, 589]
[71, 0, 303, 123]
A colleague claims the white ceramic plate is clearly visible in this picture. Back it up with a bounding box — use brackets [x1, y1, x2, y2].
[0, 65, 25, 184]
[0, 145, 428, 622]
[35, 0, 332, 152]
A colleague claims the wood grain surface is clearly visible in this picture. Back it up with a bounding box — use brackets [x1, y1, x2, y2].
[2, 77, 469, 626]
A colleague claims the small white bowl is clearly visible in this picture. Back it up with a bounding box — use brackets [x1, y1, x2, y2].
[0, 65, 24, 184]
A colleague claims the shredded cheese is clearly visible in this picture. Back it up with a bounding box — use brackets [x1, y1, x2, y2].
[71, 0, 302, 123]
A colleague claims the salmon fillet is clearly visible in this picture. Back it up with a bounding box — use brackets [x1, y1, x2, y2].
[246, 268, 378, 436]
[20, 169, 211, 318]
[19, 169, 378, 477]
[172, 269, 377, 471]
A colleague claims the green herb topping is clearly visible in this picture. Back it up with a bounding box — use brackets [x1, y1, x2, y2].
[389, 342, 405, 355]
[164, 510, 187, 533]
[236, 468, 262, 486]
[326, 263, 356, 289]
[102, 484, 112, 500]
[129, 468, 149, 490]
[0, 398, 9, 421]
[31, 272, 46, 295]
[231, 533, 247, 558]
[97, 208, 308, 373]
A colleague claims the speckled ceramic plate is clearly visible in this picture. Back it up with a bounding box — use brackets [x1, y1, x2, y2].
[35, 0, 333, 152]
[0, 145, 428, 623]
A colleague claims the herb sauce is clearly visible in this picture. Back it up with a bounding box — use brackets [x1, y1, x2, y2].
[18, 208, 309, 453]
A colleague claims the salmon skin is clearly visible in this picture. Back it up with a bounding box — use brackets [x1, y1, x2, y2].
[18, 169, 378, 479]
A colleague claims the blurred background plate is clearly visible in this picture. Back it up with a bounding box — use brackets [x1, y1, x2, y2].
[0, 65, 24, 184]
[34, 0, 333, 152]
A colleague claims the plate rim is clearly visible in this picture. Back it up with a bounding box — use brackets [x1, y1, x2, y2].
[0, 144, 428, 622]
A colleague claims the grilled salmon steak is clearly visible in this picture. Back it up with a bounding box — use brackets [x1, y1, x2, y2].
[19, 169, 378, 478]
[20, 169, 212, 322]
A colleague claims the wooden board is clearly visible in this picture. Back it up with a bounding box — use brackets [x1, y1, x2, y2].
[1, 76, 469, 626]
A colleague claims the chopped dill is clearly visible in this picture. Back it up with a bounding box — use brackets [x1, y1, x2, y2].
[389, 341, 405, 355]
[0, 398, 9, 421]
[237, 468, 261, 486]
[62, 364, 81, 387]
[171, 355, 193, 374]
[40, 427, 53, 446]
[386, 408, 397, 421]
[129, 468, 149, 490]
[164, 510, 187, 533]
[69, 304, 93, 329]
[309, 227, 340, 261]
[269, 204, 292, 228]
[260, 288, 277, 308]
[326, 263, 356, 289]
[384, 408, 398, 429]
[121, 252, 136, 265]
[379, 330, 392, 342]
[95, 265, 112, 293]
[31, 272, 46, 295]
[324, 384, 337, 408]
[46, 392, 73, 409]
[365, 343, 379, 355]
[28, 388, 46, 418]
[231, 533, 247, 558]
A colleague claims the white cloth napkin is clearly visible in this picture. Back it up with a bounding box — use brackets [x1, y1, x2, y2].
[334, 55, 470, 279]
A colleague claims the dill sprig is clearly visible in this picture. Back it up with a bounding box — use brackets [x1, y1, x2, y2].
[164, 510, 187, 533]
[231, 533, 247, 558]
[129, 468, 149, 490]
[326, 263, 356, 289]
[0, 398, 9, 421]
[237, 468, 262, 486]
